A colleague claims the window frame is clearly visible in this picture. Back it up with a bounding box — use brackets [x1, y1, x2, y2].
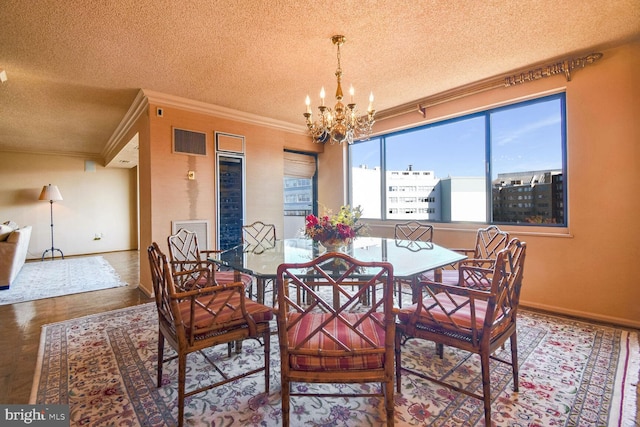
[348, 92, 568, 227]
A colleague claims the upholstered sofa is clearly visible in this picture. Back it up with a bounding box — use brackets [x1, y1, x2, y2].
[0, 225, 32, 289]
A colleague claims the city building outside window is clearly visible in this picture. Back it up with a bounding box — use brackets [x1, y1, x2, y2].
[349, 93, 566, 226]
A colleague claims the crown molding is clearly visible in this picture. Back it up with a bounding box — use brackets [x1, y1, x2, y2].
[102, 89, 308, 165]
[0, 147, 103, 161]
[102, 89, 148, 162]
[142, 89, 307, 135]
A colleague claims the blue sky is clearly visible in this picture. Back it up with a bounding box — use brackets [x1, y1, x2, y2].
[352, 96, 563, 180]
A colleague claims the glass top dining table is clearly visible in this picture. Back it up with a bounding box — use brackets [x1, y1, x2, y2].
[212, 237, 467, 305]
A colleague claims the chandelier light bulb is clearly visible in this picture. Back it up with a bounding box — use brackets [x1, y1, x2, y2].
[302, 35, 376, 145]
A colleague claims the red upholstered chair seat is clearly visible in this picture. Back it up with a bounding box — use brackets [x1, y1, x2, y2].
[397, 293, 511, 340]
[397, 293, 486, 330]
[287, 312, 386, 371]
[182, 271, 253, 296]
[212, 270, 253, 287]
[179, 292, 273, 335]
[433, 269, 492, 289]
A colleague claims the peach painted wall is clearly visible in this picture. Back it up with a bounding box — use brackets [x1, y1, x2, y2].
[138, 103, 318, 294]
[11, 39, 629, 327]
[365, 41, 640, 328]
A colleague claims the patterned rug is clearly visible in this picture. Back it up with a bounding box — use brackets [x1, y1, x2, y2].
[31, 303, 638, 426]
[0, 256, 127, 305]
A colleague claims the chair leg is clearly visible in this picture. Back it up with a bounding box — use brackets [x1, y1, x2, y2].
[271, 279, 277, 306]
[157, 331, 164, 388]
[282, 379, 290, 427]
[436, 343, 444, 359]
[384, 379, 395, 426]
[263, 329, 270, 393]
[510, 333, 519, 392]
[480, 351, 492, 427]
[395, 332, 402, 392]
[177, 352, 187, 427]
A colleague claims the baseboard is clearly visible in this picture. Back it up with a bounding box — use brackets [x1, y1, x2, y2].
[521, 300, 640, 329]
[137, 283, 153, 298]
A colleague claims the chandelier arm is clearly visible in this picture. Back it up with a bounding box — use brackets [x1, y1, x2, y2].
[303, 35, 375, 144]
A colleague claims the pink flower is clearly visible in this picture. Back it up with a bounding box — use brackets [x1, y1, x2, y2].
[305, 214, 319, 227]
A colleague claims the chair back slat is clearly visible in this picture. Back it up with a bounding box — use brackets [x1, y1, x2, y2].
[474, 225, 509, 259]
[394, 220, 433, 242]
[168, 228, 202, 265]
[488, 238, 527, 328]
[148, 242, 178, 333]
[242, 221, 276, 253]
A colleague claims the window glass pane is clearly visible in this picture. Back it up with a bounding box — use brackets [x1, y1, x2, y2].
[350, 138, 381, 219]
[490, 97, 564, 224]
[385, 117, 486, 221]
[284, 176, 313, 239]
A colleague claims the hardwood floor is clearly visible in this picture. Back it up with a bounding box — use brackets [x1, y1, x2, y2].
[0, 250, 152, 404]
[1, 250, 637, 425]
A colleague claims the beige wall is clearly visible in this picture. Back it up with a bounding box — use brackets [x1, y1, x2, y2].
[0, 153, 137, 258]
[366, 40, 640, 328]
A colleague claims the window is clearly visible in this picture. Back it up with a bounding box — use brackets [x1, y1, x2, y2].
[349, 93, 566, 225]
[351, 139, 382, 219]
[284, 151, 317, 238]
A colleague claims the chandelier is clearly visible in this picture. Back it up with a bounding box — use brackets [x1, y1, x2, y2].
[303, 35, 375, 145]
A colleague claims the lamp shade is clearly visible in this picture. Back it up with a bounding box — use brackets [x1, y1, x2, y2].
[39, 184, 63, 202]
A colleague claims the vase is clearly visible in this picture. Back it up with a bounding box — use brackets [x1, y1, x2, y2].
[320, 238, 350, 252]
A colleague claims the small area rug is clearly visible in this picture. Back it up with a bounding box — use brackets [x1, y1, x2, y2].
[31, 303, 638, 426]
[0, 256, 127, 305]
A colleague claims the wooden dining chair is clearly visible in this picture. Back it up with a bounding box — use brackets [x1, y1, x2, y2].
[395, 238, 526, 427]
[167, 228, 253, 288]
[427, 225, 510, 290]
[148, 242, 272, 427]
[393, 220, 434, 307]
[275, 252, 396, 426]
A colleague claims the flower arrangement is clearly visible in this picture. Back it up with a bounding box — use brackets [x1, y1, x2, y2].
[304, 205, 367, 247]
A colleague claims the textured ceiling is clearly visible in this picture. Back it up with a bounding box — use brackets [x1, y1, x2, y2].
[1, 0, 639, 165]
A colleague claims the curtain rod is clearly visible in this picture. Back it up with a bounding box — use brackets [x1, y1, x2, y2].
[376, 52, 603, 122]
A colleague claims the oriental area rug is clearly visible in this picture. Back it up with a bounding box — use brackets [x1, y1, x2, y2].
[0, 256, 127, 306]
[31, 303, 638, 426]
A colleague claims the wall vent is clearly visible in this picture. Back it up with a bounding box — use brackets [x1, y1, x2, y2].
[172, 220, 210, 250]
[173, 128, 207, 156]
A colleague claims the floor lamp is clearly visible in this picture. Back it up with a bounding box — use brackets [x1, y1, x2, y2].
[39, 184, 64, 261]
